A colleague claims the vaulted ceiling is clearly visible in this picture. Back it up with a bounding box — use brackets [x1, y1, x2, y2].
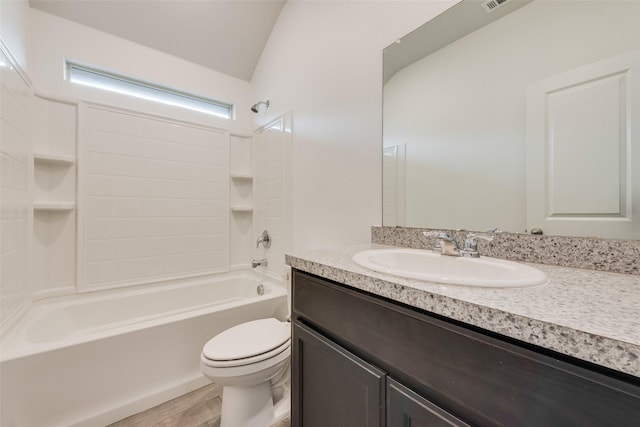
[29, 0, 287, 81]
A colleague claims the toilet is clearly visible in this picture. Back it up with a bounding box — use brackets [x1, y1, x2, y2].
[200, 317, 291, 427]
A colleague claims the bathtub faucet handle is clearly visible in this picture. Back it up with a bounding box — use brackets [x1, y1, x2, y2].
[256, 230, 271, 249]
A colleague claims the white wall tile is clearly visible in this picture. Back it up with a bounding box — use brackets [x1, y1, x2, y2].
[165, 180, 189, 199]
[84, 106, 229, 289]
[142, 198, 167, 217]
[87, 219, 116, 239]
[86, 239, 116, 262]
[115, 238, 146, 258]
[115, 219, 146, 238]
[87, 261, 115, 285]
[88, 174, 116, 196]
[116, 197, 143, 217]
[116, 176, 144, 197]
[87, 196, 117, 218]
[0, 65, 31, 324]
[142, 117, 166, 140]
[142, 158, 167, 179]
[117, 134, 145, 157]
[88, 130, 117, 154]
[165, 199, 188, 217]
[166, 124, 188, 143]
[88, 107, 116, 132]
[115, 112, 144, 137]
[117, 156, 145, 177]
[162, 254, 188, 274]
[89, 152, 117, 175]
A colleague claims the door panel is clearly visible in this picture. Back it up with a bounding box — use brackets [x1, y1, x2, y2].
[527, 50, 640, 238]
[292, 322, 386, 427]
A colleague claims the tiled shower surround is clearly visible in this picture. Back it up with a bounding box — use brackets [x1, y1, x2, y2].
[84, 105, 229, 288]
[253, 116, 289, 279]
[0, 58, 31, 325]
[372, 226, 640, 276]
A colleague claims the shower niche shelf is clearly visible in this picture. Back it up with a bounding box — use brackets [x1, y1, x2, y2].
[229, 133, 254, 269]
[33, 152, 76, 213]
[33, 202, 76, 212]
[230, 173, 253, 181]
[230, 205, 253, 213]
[32, 92, 78, 297]
[34, 153, 75, 166]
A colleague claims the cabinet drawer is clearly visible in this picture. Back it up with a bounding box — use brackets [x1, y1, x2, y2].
[293, 270, 640, 426]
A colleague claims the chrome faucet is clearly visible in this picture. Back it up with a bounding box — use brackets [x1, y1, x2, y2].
[422, 231, 494, 258]
[256, 229, 271, 248]
[459, 233, 494, 258]
[251, 259, 268, 268]
[422, 231, 461, 256]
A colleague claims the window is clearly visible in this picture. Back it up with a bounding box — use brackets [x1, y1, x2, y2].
[66, 61, 233, 119]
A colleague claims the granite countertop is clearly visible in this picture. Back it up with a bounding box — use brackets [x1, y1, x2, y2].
[286, 244, 640, 378]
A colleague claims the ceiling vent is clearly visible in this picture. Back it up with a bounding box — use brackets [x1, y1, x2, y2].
[481, 0, 511, 13]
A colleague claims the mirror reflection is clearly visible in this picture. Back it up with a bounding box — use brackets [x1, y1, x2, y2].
[383, 0, 640, 239]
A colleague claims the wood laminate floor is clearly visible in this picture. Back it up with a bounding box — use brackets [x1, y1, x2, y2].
[108, 384, 290, 427]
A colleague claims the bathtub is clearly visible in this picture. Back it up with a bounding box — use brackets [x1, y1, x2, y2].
[0, 271, 288, 427]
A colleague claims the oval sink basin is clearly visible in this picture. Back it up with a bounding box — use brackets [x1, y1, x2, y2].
[352, 248, 548, 288]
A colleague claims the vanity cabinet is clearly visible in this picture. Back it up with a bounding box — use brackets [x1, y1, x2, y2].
[293, 322, 386, 426]
[291, 270, 640, 427]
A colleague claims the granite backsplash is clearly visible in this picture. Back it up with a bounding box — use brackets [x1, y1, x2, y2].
[371, 226, 639, 276]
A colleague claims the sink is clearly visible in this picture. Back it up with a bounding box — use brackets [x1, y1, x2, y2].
[352, 248, 548, 288]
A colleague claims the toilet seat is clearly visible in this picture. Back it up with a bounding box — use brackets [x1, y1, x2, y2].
[202, 318, 291, 367]
[202, 339, 291, 368]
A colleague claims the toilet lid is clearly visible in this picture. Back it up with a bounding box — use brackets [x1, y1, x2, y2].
[203, 318, 290, 361]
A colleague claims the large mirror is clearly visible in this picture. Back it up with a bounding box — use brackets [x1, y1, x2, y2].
[383, 0, 640, 239]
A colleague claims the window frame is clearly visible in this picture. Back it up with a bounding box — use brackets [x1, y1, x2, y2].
[65, 60, 233, 119]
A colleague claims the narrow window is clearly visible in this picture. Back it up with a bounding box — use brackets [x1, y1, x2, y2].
[66, 61, 233, 119]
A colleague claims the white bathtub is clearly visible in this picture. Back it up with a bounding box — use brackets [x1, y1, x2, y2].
[0, 271, 288, 427]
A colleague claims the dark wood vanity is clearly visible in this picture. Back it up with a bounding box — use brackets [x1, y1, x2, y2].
[291, 269, 640, 426]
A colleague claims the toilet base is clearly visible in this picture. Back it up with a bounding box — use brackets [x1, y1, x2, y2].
[219, 382, 291, 427]
[272, 394, 291, 425]
[220, 383, 274, 427]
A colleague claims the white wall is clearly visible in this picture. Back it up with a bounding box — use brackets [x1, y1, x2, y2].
[251, 0, 457, 251]
[0, 0, 30, 69]
[29, 8, 253, 133]
[384, 0, 640, 232]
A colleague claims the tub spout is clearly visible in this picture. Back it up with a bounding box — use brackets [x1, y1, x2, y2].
[252, 259, 268, 268]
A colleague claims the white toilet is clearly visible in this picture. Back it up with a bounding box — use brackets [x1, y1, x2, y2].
[200, 317, 291, 427]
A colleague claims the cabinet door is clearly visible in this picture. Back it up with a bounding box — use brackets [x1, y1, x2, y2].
[292, 322, 386, 427]
[388, 379, 470, 427]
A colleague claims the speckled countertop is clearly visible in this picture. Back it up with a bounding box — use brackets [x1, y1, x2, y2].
[286, 244, 640, 378]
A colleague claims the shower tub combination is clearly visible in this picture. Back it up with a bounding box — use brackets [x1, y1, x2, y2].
[0, 271, 287, 427]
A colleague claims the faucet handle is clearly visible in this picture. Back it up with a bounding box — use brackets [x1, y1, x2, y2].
[468, 232, 494, 242]
[422, 230, 454, 241]
[461, 232, 494, 257]
[423, 231, 461, 255]
[256, 229, 271, 249]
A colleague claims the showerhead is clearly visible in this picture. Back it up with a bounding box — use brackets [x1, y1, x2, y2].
[250, 100, 269, 113]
